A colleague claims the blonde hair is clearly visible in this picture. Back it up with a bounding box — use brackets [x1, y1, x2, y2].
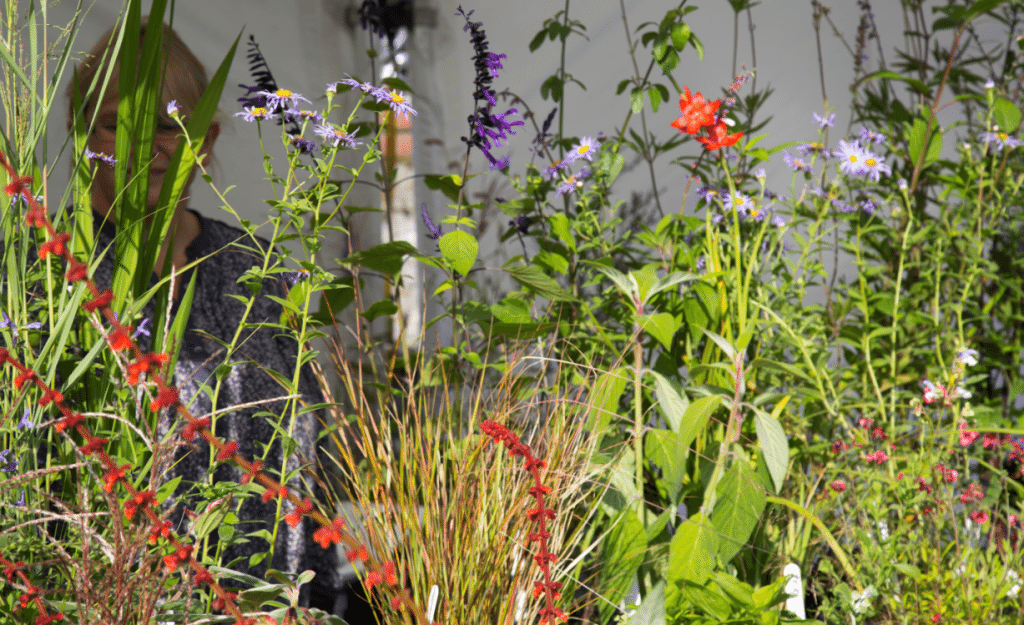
[67, 19, 211, 128]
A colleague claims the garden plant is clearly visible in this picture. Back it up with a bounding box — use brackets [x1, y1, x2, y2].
[1, 0, 1023, 623]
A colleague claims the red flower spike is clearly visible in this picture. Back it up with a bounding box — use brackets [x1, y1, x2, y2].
[39, 233, 70, 258]
[4, 560, 25, 582]
[5, 174, 33, 197]
[313, 527, 334, 549]
[183, 417, 212, 442]
[126, 490, 157, 520]
[528, 484, 553, 496]
[390, 596, 404, 610]
[345, 544, 369, 563]
[82, 290, 113, 313]
[285, 498, 314, 527]
[38, 388, 64, 407]
[527, 507, 557, 521]
[215, 440, 239, 462]
[148, 520, 173, 544]
[383, 561, 398, 586]
[527, 531, 551, 543]
[19, 585, 41, 607]
[365, 569, 384, 589]
[36, 614, 65, 625]
[79, 437, 108, 455]
[14, 370, 36, 389]
[261, 486, 277, 503]
[193, 569, 215, 586]
[534, 552, 557, 566]
[65, 261, 88, 283]
[524, 458, 547, 471]
[696, 121, 743, 151]
[150, 387, 180, 411]
[241, 459, 264, 483]
[0, 347, 8, 365]
[107, 328, 132, 351]
[103, 464, 131, 493]
[538, 607, 568, 624]
[212, 591, 238, 611]
[25, 208, 47, 228]
[56, 412, 85, 433]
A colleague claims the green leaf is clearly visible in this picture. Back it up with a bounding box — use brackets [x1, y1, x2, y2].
[993, 97, 1022, 133]
[668, 512, 719, 585]
[549, 213, 575, 251]
[600, 508, 649, 614]
[490, 297, 532, 324]
[907, 116, 943, 170]
[670, 22, 691, 51]
[690, 32, 705, 60]
[423, 174, 464, 203]
[650, 371, 688, 432]
[629, 87, 644, 114]
[541, 74, 563, 102]
[635, 312, 679, 351]
[712, 458, 767, 563]
[754, 412, 789, 491]
[347, 240, 419, 275]
[586, 262, 635, 298]
[646, 429, 687, 498]
[598, 150, 626, 184]
[438, 230, 478, 277]
[589, 368, 630, 432]
[626, 580, 665, 625]
[679, 395, 721, 450]
[505, 265, 576, 302]
[860, 70, 930, 97]
[700, 327, 737, 359]
[363, 299, 398, 321]
[647, 85, 663, 112]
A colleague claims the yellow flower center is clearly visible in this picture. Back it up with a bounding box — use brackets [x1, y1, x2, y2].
[998, 132, 1008, 141]
[795, 159, 806, 168]
[734, 195, 746, 206]
[253, 107, 268, 117]
[865, 158, 878, 167]
[276, 89, 292, 98]
[750, 208, 760, 218]
[390, 92, 404, 103]
[578, 144, 590, 154]
[848, 155, 858, 163]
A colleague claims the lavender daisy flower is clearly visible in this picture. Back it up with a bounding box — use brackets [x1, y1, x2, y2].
[422, 203, 443, 240]
[836, 139, 868, 176]
[860, 198, 876, 214]
[860, 151, 891, 182]
[722, 190, 751, 214]
[835, 199, 857, 213]
[166, 100, 180, 117]
[289, 135, 317, 154]
[814, 111, 836, 128]
[565, 136, 599, 163]
[797, 141, 831, 158]
[486, 52, 507, 78]
[375, 89, 417, 119]
[783, 150, 811, 173]
[556, 166, 592, 195]
[981, 131, 1022, 151]
[84, 148, 117, 167]
[258, 88, 311, 110]
[314, 123, 360, 149]
[284, 270, 311, 286]
[858, 126, 886, 145]
[771, 212, 787, 227]
[17, 409, 33, 429]
[696, 186, 722, 205]
[235, 106, 277, 122]
[283, 109, 324, 125]
[543, 160, 568, 180]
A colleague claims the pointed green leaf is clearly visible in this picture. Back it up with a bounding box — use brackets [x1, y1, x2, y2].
[635, 312, 679, 350]
[438, 230, 477, 277]
[650, 371, 688, 432]
[668, 512, 719, 585]
[679, 394, 721, 449]
[754, 411, 789, 491]
[712, 458, 767, 562]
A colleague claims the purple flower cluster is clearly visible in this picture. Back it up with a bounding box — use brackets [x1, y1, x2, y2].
[329, 77, 417, 120]
[980, 130, 1022, 151]
[834, 139, 891, 182]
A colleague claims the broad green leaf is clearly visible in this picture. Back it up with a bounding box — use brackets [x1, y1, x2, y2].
[671, 23, 691, 51]
[363, 299, 398, 321]
[347, 240, 419, 275]
[635, 312, 679, 350]
[712, 458, 767, 563]
[438, 230, 477, 277]
[549, 213, 575, 251]
[647, 85, 663, 112]
[626, 580, 665, 625]
[668, 512, 719, 585]
[586, 262, 635, 298]
[600, 508, 648, 616]
[860, 70, 929, 97]
[589, 367, 630, 432]
[646, 429, 687, 498]
[907, 116, 943, 169]
[505, 265, 576, 302]
[630, 87, 644, 114]
[992, 97, 1022, 133]
[679, 394, 721, 450]
[650, 370, 688, 433]
[490, 297, 531, 324]
[754, 411, 789, 491]
[700, 327, 736, 359]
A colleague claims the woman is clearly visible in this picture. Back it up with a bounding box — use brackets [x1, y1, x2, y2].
[66, 21, 347, 614]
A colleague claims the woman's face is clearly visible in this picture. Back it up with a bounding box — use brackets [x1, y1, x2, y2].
[87, 97, 216, 219]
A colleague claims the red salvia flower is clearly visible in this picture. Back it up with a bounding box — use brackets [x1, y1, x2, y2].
[38, 233, 70, 258]
[38, 388, 63, 407]
[261, 485, 288, 503]
[14, 370, 37, 389]
[150, 387, 180, 411]
[5, 174, 33, 198]
[125, 490, 157, 520]
[56, 412, 85, 433]
[82, 289, 113, 313]
[345, 543, 369, 563]
[365, 569, 384, 589]
[79, 437, 108, 455]
[212, 591, 238, 611]
[25, 208, 47, 228]
[193, 569, 215, 586]
[0, 348, 8, 365]
[18, 584, 41, 607]
[215, 440, 239, 462]
[241, 459, 264, 484]
[383, 561, 398, 586]
[107, 328, 132, 351]
[65, 261, 88, 283]
[183, 417, 212, 442]
[148, 520, 173, 544]
[696, 121, 743, 150]
[4, 560, 25, 582]
[36, 614, 65, 625]
[127, 352, 169, 385]
[285, 498, 314, 527]
[670, 87, 721, 135]
[103, 464, 131, 493]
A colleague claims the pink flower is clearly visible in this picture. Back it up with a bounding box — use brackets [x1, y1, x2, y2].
[982, 433, 1000, 449]
[830, 480, 847, 493]
[865, 450, 889, 464]
[1009, 514, 1019, 526]
[932, 615, 940, 624]
[917, 477, 932, 493]
[968, 510, 989, 524]
[858, 417, 874, 429]
[959, 483, 984, 504]
[944, 468, 958, 483]
[923, 380, 944, 404]
[958, 422, 979, 447]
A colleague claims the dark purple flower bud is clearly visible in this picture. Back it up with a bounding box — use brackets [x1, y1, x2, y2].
[421, 203, 442, 240]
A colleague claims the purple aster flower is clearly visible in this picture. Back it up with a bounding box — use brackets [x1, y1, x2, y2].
[858, 126, 886, 145]
[814, 111, 836, 128]
[860, 151, 891, 182]
[722, 190, 751, 214]
[486, 52, 507, 78]
[84, 148, 116, 167]
[860, 198, 876, 214]
[783, 150, 812, 173]
[542, 159, 568, 180]
[754, 168, 766, 181]
[17, 408, 33, 429]
[897, 178, 908, 191]
[985, 78, 996, 89]
[421, 203, 443, 240]
[835, 199, 856, 213]
[836, 139, 868, 176]
[696, 186, 722, 205]
[981, 131, 1022, 151]
[797, 141, 831, 158]
[556, 166, 592, 195]
[314, 123, 360, 149]
[289, 135, 317, 154]
[283, 109, 324, 125]
[166, 100, 180, 117]
[565, 135, 599, 163]
[374, 89, 417, 120]
[235, 106, 277, 122]
[284, 270, 311, 286]
[771, 212, 787, 227]
[257, 89, 311, 110]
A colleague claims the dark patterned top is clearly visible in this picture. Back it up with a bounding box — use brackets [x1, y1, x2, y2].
[88, 210, 341, 605]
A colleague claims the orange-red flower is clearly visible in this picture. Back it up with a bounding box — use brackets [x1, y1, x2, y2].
[696, 121, 743, 150]
[671, 87, 720, 135]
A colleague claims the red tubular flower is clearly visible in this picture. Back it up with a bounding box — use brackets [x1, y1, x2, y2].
[383, 561, 398, 586]
[25, 208, 48, 228]
[4, 560, 25, 582]
[193, 569, 215, 586]
[345, 543, 369, 563]
[65, 261, 88, 283]
[534, 552, 557, 566]
[14, 370, 37, 389]
[125, 490, 157, 520]
[148, 520, 173, 544]
[524, 458, 548, 471]
[79, 437, 108, 455]
[211, 591, 238, 611]
[150, 387, 180, 412]
[56, 412, 85, 433]
[0, 347, 8, 365]
[365, 569, 384, 589]
[528, 484, 552, 496]
[527, 507, 557, 521]
[527, 530, 551, 543]
[285, 498, 314, 527]
[38, 388, 64, 407]
[18, 584, 41, 607]
[103, 464, 131, 493]
[127, 352, 169, 385]
[5, 174, 33, 198]
[261, 485, 288, 503]
[215, 440, 239, 462]
[36, 613, 65, 625]
[107, 328, 132, 351]
[241, 459, 264, 483]
[183, 417, 212, 442]
[538, 607, 568, 624]
[82, 290, 113, 313]
[39, 233, 70, 258]
[696, 121, 743, 150]
[670, 87, 721, 135]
